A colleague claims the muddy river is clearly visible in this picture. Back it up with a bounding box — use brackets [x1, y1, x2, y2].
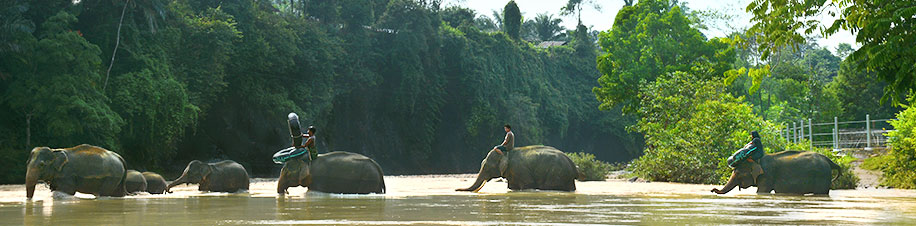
[1, 174, 915, 225]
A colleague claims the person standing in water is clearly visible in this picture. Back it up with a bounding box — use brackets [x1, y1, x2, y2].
[297, 126, 318, 161]
[492, 124, 514, 154]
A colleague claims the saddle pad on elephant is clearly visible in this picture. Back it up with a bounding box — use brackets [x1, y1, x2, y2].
[727, 146, 757, 168]
[288, 112, 304, 146]
[272, 147, 308, 164]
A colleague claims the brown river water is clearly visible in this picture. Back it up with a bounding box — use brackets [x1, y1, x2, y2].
[1, 174, 915, 225]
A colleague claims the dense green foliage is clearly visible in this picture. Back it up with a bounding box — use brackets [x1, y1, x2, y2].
[878, 95, 916, 188]
[0, 0, 640, 183]
[566, 152, 613, 181]
[593, 0, 733, 113]
[630, 72, 785, 184]
[826, 53, 903, 121]
[745, 0, 916, 104]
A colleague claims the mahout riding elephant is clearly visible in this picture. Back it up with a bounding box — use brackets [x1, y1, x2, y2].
[25, 144, 128, 199]
[712, 151, 841, 195]
[278, 151, 385, 194]
[125, 170, 147, 194]
[166, 160, 249, 193]
[142, 171, 168, 194]
[456, 145, 580, 192]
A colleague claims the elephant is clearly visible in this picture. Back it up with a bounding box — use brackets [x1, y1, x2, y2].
[142, 171, 168, 194]
[278, 151, 385, 194]
[712, 151, 841, 195]
[457, 145, 580, 192]
[25, 144, 128, 199]
[166, 160, 249, 193]
[125, 170, 147, 194]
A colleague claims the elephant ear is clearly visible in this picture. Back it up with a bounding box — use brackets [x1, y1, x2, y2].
[201, 165, 213, 182]
[51, 150, 69, 172]
[750, 162, 764, 184]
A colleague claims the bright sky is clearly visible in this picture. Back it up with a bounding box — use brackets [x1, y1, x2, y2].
[444, 0, 858, 52]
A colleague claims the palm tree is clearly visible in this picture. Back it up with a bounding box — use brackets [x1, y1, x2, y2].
[531, 13, 564, 41]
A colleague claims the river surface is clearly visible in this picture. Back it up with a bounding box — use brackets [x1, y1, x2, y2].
[2, 174, 915, 225]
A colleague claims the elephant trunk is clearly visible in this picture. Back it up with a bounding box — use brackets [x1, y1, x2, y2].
[457, 173, 489, 192]
[714, 171, 740, 194]
[166, 175, 186, 192]
[25, 166, 38, 200]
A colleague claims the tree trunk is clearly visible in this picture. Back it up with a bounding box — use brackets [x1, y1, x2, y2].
[104, 0, 129, 92]
[25, 113, 30, 148]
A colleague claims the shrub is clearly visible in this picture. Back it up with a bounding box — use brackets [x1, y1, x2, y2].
[880, 95, 916, 188]
[862, 155, 891, 171]
[630, 72, 784, 184]
[567, 152, 613, 181]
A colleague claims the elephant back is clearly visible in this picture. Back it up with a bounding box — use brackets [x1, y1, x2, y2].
[212, 160, 250, 189]
[125, 170, 147, 193]
[309, 151, 385, 194]
[60, 145, 126, 178]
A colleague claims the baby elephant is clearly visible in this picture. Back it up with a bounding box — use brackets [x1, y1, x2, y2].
[167, 160, 249, 193]
[125, 170, 148, 194]
[142, 171, 168, 194]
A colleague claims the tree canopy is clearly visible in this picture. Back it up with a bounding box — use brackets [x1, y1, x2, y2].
[593, 0, 734, 113]
[745, 0, 916, 104]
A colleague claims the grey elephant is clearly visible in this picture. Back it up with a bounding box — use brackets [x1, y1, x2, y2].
[457, 145, 580, 192]
[25, 144, 128, 199]
[278, 151, 385, 194]
[125, 170, 147, 194]
[712, 151, 841, 195]
[142, 171, 168, 194]
[166, 160, 249, 193]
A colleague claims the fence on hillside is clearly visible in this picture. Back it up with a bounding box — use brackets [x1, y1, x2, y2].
[782, 114, 895, 151]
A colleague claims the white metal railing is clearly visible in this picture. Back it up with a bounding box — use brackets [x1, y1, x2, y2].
[782, 114, 895, 151]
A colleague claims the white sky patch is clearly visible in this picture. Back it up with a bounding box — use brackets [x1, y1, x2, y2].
[445, 0, 858, 53]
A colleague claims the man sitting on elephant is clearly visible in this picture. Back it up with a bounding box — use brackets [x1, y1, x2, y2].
[297, 126, 318, 161]
[492, 124, 514, 155]
[729, 131, 765, 183]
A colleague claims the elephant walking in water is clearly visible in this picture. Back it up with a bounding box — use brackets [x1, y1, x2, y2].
[278, 151, 385, 194]
[457, 145, 581, 192]
[712, 151, 841, 195]
[167, 160, 249, 193]
[125, 170, 147, 194]
[142, 171, 168, 194]
[25, 144, 128, 199]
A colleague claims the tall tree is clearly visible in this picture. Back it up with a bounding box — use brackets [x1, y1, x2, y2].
[593, 0, 734, 113]
[745, 0, 916, 104]
[560, 0, 601, 24]
[502, 0, 520, 40]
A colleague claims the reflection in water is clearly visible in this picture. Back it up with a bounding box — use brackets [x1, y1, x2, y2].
[1, 175, 915, 225]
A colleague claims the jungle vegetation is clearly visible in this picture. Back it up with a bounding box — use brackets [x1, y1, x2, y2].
[0, 0, 911, 188]
[0, 0, 638, 183]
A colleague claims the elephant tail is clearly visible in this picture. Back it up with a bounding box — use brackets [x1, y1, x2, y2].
[369, 159, 386, 194]
[827, 157, 842, 183]
[576, 166, 586, 181]
[114, 152, 129, 197]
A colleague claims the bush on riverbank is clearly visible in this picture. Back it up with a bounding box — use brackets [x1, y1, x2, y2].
[567, 152, 614, 181]
[629, 73, 786, 184]
[878, 95, 916, 189]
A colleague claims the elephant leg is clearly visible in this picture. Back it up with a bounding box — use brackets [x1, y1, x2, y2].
[53, 178, 78, 196]
[199, 178, 210, 192]
[755, 177, 773, 194]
